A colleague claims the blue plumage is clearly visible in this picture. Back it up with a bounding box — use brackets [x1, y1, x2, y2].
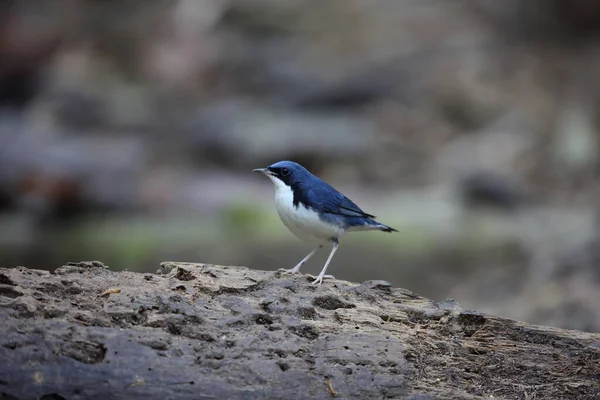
[275, 161, 396, 231]
[253, 160, 397, 284]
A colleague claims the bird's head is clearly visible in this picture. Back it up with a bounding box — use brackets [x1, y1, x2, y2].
[253, 160, 308, 188]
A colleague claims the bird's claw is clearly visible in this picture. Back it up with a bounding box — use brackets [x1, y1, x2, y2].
[279, 267, 301, 275]
[308, 274, 335, 285]
[278, 269, 335, 284]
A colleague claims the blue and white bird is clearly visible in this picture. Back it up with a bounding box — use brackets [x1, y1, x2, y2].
[253, 160, 397, 285]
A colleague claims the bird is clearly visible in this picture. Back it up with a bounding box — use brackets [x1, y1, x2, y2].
[253, 160, 397, 285]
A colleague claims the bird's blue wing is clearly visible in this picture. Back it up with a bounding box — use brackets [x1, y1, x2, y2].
[330, 195, 376, 218]
[307, 181, 376, 219]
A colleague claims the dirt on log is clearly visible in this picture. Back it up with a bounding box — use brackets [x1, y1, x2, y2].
[0, 262, 599, 400]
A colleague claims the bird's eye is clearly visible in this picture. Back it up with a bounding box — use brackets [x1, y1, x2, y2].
[281, 168, 290, 176]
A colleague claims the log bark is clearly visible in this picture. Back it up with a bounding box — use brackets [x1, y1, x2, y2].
[0, 262, 598, 400]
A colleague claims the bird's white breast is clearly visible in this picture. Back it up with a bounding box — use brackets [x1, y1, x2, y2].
[267, 175, 344, 243]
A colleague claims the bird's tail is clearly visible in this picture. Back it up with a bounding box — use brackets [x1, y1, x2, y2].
[347, 217, 398, 233]
[377, 223, 398, 233]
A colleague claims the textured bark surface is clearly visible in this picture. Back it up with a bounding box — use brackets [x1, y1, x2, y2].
[0, 262, 599, 400]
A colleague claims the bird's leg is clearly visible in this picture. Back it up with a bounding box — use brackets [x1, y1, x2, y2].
[284, 245, 322, 275]
[312, 240, 339, 285]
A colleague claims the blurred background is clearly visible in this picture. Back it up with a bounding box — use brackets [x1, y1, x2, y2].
[1, 0, 599, 332]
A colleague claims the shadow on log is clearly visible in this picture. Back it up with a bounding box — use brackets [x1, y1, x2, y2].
[0, 262, 599, 399]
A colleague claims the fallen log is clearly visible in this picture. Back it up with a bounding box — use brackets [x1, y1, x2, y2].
[0, 261, 598, 399]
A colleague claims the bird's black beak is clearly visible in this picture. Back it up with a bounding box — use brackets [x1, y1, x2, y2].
[252, 167, 271, 176]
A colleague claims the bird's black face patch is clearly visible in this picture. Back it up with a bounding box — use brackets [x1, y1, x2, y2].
[266, 166, 293, 185]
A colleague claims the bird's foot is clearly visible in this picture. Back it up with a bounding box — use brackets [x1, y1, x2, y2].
[279, 266, 302, 275]
[308, 274, 335, 285]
